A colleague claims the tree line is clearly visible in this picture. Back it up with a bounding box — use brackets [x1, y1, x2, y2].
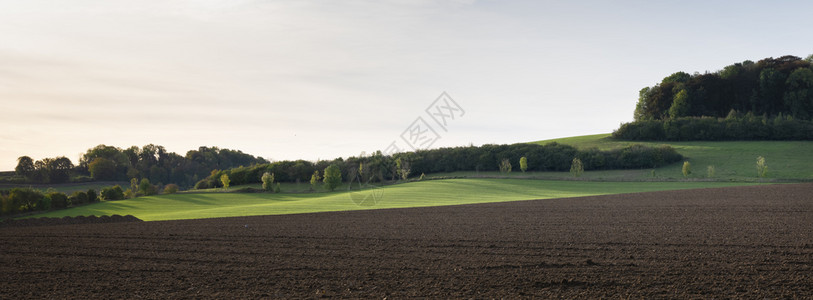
[613, 112, 813, 141]
[9, 144, 269, 187]
[194, 142, 683, 189]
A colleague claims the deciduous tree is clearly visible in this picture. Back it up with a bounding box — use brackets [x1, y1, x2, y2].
[262, 172, 275, 191]
[682, 161, 692, 177]
[519, 157, 528, 173]
[310, 170, 321, 191]
[88, 157, 117, 181]
[395, 158, 410, 181]
[783, 68, 813, 120]
[15, 156, 35, 179]
[323, 165, 342, 191]
[756, 156, 768, 177]
[220, 174, 230, 189]
[669, 89, 691, 119]
[498, 159, 512, 174]
[570, 158, 584, 177]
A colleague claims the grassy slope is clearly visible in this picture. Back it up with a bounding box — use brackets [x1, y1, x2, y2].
[28, 179, 758, 221]
[530, 134, 813, 181]
[22, 134, 809, 221]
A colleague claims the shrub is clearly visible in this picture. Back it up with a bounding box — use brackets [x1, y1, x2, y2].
[87, 189, 98, 203]
[163, 184, 179, 194]
[262, 172, 274, 191]
[220, 174, 230, 189]
[49, 192, 69, 209]
[101, 185, 125, 201]
[9, 188, 45, 212]
[274, 182, 281, 193]
[499, 159, 512, 174]
[519, 157, 528, 173]
[70, 191, 89, 206]
[570, 158, 584, 177]
[1, 194, 12, 215]
[682, 161, 692, 177]
[130, 178, 139, 197]
[309, 171, 320, 191]
[194, 179, 211, 190]
[707, 165, 715, 178]
[756, 156, 768, 177]
[139, 178, 157, 196]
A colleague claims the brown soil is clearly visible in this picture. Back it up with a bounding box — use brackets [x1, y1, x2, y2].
[1, 183, 812, 298]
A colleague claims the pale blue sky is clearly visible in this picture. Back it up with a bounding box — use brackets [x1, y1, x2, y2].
[1, 0, 811, 170]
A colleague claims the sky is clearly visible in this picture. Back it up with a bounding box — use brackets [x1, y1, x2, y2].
[1, 0, 812, 170]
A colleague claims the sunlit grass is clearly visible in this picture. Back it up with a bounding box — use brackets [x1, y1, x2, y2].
[27, 178, 761, 221]
[529, 134, 813, 181]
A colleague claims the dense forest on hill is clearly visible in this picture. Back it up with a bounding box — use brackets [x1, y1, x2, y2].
[615, 55, 813, 140]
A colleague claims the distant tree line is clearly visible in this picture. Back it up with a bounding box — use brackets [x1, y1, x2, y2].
[621, 54, 813, 141]
[9, 144, 268, 188]
[195, 143, 683, 189]
[11, 156, 74, 184]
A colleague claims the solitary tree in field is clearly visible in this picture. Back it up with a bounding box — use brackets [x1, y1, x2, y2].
[395, 158, 411, 181]
[310, 170, 321, 191]
[519, 157, 528, 173]
[499, 159, 512, 174]
[570, 158, 584, 177]
[323, 165, 342, 191]
[220, 174, 230, 190]
[682, 161, 692, 177]
[756, 156, 768, 178]
[262, 172, 275, 191]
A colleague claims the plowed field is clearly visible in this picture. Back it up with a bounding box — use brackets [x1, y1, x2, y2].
[2, 183, 812, 298]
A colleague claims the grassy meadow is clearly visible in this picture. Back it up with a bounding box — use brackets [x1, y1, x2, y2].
[17, 133, 811, 222]
[526, 134, 813, 181]
[28, 178, 760, 221]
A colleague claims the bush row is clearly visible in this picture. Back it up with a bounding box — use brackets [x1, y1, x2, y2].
[613, 114, 813, 141]
[196, 143, 683, 189]
[0, 188, 100, 216]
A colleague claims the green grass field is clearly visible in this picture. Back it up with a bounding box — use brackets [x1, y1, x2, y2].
[28, 179, 760, 221]
[528, 134, 813, 181]
[16, 134, 810, 222]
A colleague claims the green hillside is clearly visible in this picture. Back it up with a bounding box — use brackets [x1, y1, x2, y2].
[533, 134, 813, 181]
[24, 179, 757, 221]
[18, 134, 810, 222]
